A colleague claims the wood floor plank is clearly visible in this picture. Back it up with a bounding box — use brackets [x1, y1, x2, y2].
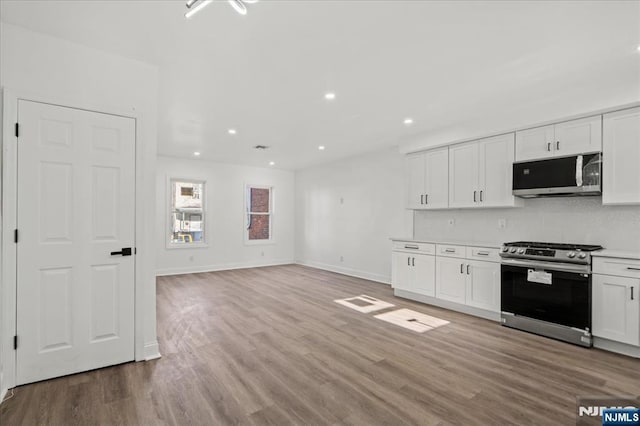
[2, 264, 639, 425]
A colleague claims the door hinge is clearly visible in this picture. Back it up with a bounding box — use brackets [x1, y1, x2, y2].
[15, 123, 19, 138]
[14, 229, 18, 243]
[14, 335, 18, 350]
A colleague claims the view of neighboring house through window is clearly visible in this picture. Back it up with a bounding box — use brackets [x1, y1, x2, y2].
[246, 185, 273, 242]
[170, 179, 205, 245]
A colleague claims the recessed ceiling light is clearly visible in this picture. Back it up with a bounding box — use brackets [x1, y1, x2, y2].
[185, 0, 213, 19]
[324, 92, 336, 100]
[228, 129, 237, 135]
[269, 161, 275, 166]
[194, 151, 201, 156]
[637, 44, 640, 52]
[318, 145, 325, 150]
[404, 118, 414, 125]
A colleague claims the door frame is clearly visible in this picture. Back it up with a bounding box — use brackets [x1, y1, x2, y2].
[1, 88, 152, 391]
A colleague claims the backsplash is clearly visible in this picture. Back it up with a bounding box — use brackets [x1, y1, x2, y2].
[414, 197, 640, 252]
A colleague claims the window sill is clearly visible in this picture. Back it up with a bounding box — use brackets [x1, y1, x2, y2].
[244, 239, 276, 246]
[166, 243, 209, 250]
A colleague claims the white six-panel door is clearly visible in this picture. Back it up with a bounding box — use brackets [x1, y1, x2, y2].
[16, 100, 136, 385]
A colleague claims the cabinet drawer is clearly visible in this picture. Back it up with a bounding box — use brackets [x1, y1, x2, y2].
[392, 241, 435, 254]
[466, 246, 500, 262]
[593, 257, 640, 278]
[436, 244, 466, 258]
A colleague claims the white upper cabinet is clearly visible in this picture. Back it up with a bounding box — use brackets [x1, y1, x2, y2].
[448, 142, 479, 208]
[515, 125, 555, 161]
[405, 147, 448, 209]
[515, 115, 602, 162]
[603, 107, 640, 205]
[449, 133, 519, 209]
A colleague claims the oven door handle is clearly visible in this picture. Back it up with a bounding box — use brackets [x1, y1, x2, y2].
[500, 258, 590, 274]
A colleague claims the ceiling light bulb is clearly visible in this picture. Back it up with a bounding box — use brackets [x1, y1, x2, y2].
[194, 151, 201, 156]
[185, 0, 213, 18]
[269, 161, 275, 166]
[228, 129, 237, 135]
[228, 0, 247, 15]
[318, 146, 325, 150]
[243, 0, 259, 3]
[404, 118, 414, 125]
[324, 92, 336, 100]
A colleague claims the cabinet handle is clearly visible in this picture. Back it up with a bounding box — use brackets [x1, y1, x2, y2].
[420, 194, 424, 205]
[547, 142, 551, 152]
[404, 244, 419, 250]
[425, 194, 428, 204]
[407, 257, 411, 266]
[473, 191, 477, 202]
[412, 257, 415, 267]
[445, 248, 455, 253]
[632, 287, 635, 301]
[466, 264, 470, 275]
[477, 251, 490, 256]
[626, 267, 640, 271]
[556, 141, 560, 150]
[460, 263, 464, 274]
[480, 190, 483, 202]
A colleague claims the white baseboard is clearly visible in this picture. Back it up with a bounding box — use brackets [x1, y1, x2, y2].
[594, 337, 640, 358]
[156, 259, 295, 277]
[143, 340, 161, 361]
[295, 259, 391, 285]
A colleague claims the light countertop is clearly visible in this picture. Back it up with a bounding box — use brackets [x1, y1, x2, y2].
[390, 237, 501, 249]
[592, 249, 640, 261]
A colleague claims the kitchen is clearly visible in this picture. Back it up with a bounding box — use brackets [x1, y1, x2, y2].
[1, 1, 639, 425]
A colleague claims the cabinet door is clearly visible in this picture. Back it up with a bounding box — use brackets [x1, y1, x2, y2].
[592, 274, 640, 346]
[449, 142, 479, 208]
[424, 148, 449, 209]
[465, 260, 500, 312]
[603, 107, 640, 205]
[436, 256, 467, 304]
[411, 254, 436, 297]
[554, 115, 602, 157]
[406, 153, 426, 209]
[392, 251, 412, 290]
[515, 125, 555, 161]
[478, 133, 516, 208]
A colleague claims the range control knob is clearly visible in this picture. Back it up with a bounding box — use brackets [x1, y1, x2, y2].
[510, 247, 517, 253]
[517, 248, 525, 254]
[577, 252, 587, 259]
[567, 252, 576, 258]
[501, 247, 509, 253]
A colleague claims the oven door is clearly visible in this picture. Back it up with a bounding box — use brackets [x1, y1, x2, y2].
[501, 262, 591, 330]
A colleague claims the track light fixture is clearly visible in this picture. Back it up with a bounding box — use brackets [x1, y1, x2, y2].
[185, 0, 257, 18]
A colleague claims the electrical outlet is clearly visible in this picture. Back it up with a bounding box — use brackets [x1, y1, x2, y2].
[340, 197, 344, 205]
[498, 218, 507, 229]
[448, 218, 455, 226]
[340, 255, 344, 262]
[261, 251, 265, 257]
[189, 255, 194, 262]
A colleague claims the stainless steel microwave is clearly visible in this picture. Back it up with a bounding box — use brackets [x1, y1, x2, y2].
[512, 153, 602, 198]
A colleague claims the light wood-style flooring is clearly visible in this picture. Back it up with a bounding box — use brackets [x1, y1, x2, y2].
[1, 264, 639, 425]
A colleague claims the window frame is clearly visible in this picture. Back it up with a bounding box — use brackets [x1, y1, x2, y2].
[244, 184, 275, 245]
[166, 176, 208, 249]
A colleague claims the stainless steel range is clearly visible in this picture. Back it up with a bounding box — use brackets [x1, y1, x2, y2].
[500, 241, 603, 347]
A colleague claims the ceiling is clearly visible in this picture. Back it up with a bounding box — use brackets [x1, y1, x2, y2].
[1, 0, 639, 170]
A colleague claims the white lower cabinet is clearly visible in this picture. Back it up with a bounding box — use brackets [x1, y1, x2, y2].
[465, 260, 500, 312]
[435, 256, 467, 304]
[592, 274, 640, 346]
[392, 251, 436, 297]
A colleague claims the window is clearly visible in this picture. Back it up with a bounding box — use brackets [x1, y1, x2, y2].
[246, 185, 273, 242]
[169, 179, 205, 246]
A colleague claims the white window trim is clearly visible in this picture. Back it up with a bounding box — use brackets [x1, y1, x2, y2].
[166, 176, 209, 249]
[244, 184, 275, 246]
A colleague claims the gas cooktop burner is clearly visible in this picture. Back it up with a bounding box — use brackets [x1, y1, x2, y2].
[502, 241, 603, 252]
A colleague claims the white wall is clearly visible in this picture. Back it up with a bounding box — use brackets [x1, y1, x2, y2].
[155, 156, 295, 275]
[0, 22, 159, 395]
[414, 197, 640, 252]
[295, 147, 412, 284]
